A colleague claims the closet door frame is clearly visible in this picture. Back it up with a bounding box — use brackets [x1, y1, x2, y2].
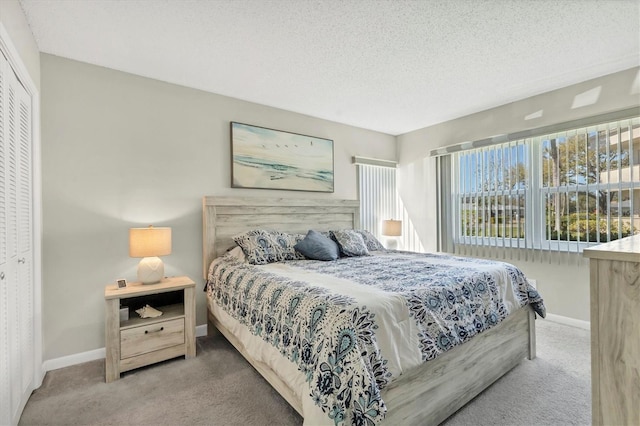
[0, 20, 44, 422]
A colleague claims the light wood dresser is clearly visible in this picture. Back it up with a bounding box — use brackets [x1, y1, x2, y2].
[583, 234, 639, 426]
[104, 276, 196, 382]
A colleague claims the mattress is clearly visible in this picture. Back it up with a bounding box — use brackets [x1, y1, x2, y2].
[205, 250, 545, 425]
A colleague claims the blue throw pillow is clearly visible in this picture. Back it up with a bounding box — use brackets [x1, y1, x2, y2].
[294, 230, 340, 261]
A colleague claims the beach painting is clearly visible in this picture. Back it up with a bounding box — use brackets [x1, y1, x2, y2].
[231, 122, 334, 192]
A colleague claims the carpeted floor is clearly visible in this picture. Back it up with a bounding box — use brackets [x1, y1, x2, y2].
[442, 319, 590, 426]
[19, 319, 590, 426]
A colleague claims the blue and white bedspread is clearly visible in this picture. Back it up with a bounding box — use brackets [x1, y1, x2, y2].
[206, 250, 545, 426]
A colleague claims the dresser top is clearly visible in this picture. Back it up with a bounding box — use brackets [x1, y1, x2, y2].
[583, 234, 640, 262]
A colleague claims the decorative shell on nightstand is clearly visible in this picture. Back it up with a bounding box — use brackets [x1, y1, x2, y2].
[135, 305, 163, 318]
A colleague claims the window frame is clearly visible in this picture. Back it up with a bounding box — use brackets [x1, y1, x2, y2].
[451, 116, 639, 253]
[453, 140, 531, 250]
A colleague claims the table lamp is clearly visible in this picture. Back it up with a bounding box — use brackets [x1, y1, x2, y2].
[129, 225, 172, 284]
[381, 219, 402, 249]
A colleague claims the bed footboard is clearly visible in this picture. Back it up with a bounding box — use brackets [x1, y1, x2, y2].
[207, 304, 535, 425]
[382, 306, 535, 425]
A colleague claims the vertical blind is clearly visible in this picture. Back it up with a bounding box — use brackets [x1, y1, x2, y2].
[442, 112, 640, 258]
[358, 163, 398, 239]
[356, 158, 425, 252]
[452, 138, 530, 259]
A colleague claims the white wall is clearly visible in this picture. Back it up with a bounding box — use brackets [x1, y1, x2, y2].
[397, 67, 640, 322]
[40, 53, 396, 360]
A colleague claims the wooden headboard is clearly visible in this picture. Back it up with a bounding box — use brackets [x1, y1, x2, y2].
[202, 196, 360, 278]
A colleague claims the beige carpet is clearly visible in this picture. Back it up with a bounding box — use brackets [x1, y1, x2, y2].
[20, 319, 590, 426]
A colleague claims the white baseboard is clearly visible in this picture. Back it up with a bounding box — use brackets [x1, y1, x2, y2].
[526, 278, 589, 331]
[42, 324, 209, 373]
[42, 347, 106, 372]
[545, 313, 590, 330]
[196, 324, 208, 337]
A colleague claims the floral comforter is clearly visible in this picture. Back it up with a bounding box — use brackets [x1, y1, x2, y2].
[206, 251, 545, 425]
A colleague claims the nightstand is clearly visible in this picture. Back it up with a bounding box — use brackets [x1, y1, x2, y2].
[104, 276, 196, 382]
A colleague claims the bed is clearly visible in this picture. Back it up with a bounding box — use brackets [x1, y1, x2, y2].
[202, 196, 544, 425]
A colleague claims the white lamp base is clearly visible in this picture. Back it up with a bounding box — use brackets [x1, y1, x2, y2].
[385, 238, 398, 250]
[137, 256, 164, 284]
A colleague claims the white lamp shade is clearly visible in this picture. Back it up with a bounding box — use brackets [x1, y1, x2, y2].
[382, 220, 402, 237]
[129, 226, 172, 258]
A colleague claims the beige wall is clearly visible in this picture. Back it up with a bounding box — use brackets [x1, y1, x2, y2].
[397, 66, 640, 322]
[40, 53, 396, 360]
[32, 42, 640, 356]
[0, 0, 40, 89]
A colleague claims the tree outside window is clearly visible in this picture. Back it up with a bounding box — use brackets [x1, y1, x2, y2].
[455, 117, 639, 250]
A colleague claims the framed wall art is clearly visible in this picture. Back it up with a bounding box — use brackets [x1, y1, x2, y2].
[230, 122, 334, 192]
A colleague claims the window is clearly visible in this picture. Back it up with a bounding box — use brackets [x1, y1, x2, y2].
[454, 140, 529, 248]
[451, 116, 639, 253]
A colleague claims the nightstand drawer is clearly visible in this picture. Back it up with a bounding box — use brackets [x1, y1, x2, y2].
[120, 318, 185, 359]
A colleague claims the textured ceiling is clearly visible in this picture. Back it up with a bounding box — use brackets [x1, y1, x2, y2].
[19, 0, 640, 135]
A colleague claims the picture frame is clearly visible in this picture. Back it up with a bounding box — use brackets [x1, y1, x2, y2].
[116, 278, 127, 289]
[230, 122, 334, 193]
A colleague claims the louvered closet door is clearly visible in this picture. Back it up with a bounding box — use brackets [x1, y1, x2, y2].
[0, 50, 10, 424]
[0, 50, 34, 426]
[16, 63, 34, 415]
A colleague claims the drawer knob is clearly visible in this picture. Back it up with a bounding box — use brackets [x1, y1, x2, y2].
[145, 326, 164, 334]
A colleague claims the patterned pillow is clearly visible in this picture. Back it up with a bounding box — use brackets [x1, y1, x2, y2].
[330, 230, 370, 257]
[294, 230, 340, 261]
[225, 246, 247, 262]
[233, 230, 305, 265]
[357, 230, 386, 251]
[274, 232, 306, 261]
